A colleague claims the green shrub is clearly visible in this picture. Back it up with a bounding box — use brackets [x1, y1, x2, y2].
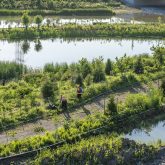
[41, 80, 57, 100]
[161, 79, 165, 96]
[106, 96, 117, 115]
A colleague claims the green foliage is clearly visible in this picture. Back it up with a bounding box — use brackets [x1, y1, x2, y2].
[79, 58, 92, 79]
[0, 52, 164, 130]
[0, 0, 120, 10]
[151, 45, 165, 67]
[92, 57, 106, 83]
[1, 23, 165, 40]
[105, 58, 113, 75]
[134, 57, 144, 74]
[41, 80, 57, 100]
[34, 15, 43, 30]
[75, 74, 83, 86]
[0, 62, 25, 82]
[161, 78, 165, 96]
[122, 88, 162, 112]
[0, 8, 115, 16]
[21, 12, 30, 30]
[106, 96, 117, 115]
[33, 135, 156, 164]
[0, 89, 162, 157]
[34, 126, 45, 133]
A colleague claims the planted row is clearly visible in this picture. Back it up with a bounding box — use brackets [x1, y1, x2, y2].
[32, 135, 156, 165]
[0, 88, 163, 157]
[0, 49, 165, 129]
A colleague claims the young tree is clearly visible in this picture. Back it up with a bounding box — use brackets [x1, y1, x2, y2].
[75, 74, 83, 86]
[79, 58, 92, 79]
[21, 12, 30, 30]
[151, 46, 165, 67]
[34, 15, 43, 30]
[105, 59, 113, 75]
[115, 56, 125, 75]
[161, 79, 165, 96]
[41, 80, 57, 101]
[92, 57, 105, 83]
[106, 96, 117, 116]
[134, 57, 144, 74]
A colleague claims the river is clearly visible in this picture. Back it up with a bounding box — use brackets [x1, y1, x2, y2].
[0, 38, 164, 68]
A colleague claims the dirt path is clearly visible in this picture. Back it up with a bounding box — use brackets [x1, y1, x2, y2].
[0, 82, 158, 144]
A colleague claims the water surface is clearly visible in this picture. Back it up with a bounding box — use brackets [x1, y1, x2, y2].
[0, 38, 164, 68]
[0, 10, 165, 28]
[125, 114, 165, 144]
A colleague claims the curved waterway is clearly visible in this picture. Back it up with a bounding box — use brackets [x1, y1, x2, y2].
[0, 38, 164, 68]
[125, 114, 165, 144]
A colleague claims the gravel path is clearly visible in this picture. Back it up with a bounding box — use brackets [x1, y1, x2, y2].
[0, 82, 158, 144]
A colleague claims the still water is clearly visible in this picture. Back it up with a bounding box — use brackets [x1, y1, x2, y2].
[0, 38, 164, 68]
[0, 10, 165, 28]
[125, 114, 165, 144]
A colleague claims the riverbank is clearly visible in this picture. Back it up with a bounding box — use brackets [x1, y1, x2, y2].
[1, 23, 165, 40]
[0, 8, 115, 16]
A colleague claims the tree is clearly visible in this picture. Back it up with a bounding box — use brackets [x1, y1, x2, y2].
[115, 57, 125, 75]
[161, 79, 165, 96]
[37, 0, 42, 9]
[41, 80, 57, 101]
[21, 12, 30, 30]
[46, 18, 51, 27]
[105, 59, 113, 75]
[34, 15, 43, 30]
[106, 96, 117, 115]
[79, 58, 92, 79]
[134, 57, 144, 74]
[92, 57, 105, 83]
[75, 74, 83, 86]
[151, 46, 165, 67]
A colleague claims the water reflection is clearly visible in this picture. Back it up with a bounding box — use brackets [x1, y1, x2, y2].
[0, 38, 164, 68]
[125, 113, 165, 144]
[0, 11, 165, 29]
[34, 39, 42, 52]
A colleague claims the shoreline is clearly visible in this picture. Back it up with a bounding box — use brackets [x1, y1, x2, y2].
[1, 23, 165, 40]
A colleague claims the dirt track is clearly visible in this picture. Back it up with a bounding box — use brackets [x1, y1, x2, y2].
[0, 82, 158, 144]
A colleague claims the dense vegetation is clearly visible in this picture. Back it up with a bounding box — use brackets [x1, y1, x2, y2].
[0, 0, 119, 16]
[0, 45, 164, 130]
[0, 0, 120, 10]
[1, 22, 165, 39]
[0, 87, 164, 158]
[0, 8, 115, 16]
[0, 1, 164, 163]
[31, 135, 156, 164]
